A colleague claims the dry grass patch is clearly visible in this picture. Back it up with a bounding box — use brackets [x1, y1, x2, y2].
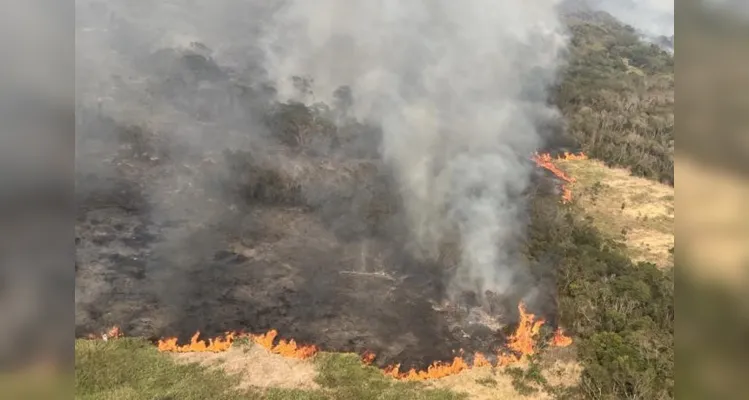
[428, 367, 534, 400]
[173, 344, 320, 391]
[426, 359, 581, 400]
[557, 158, 674, 267]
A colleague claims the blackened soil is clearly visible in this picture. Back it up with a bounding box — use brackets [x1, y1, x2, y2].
[74, 46, 558, 370]
[74, 130, 557, 370]
[77, 195, 515, 369]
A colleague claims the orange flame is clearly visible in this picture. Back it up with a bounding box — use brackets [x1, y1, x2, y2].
[251, 329, 318, 359]
[106, 326, 123, 339]
[157, 331, 236, 353]
[559, 151, 588, 161]
[496, 302, 546, 366]
[86, 326, 124, 341]
[506, 303, 545, 357]
[497, 352, 521, 367]
[473, 352, 490, 368]
[380, 302, 561, 379]
[91, 302, 571, 382]
[551, 327, 573, 348]
[251, 329, 277, 350]
[384, 357, 470, 381]
[362, 351, 376, 365]
[532, 152, 585, 203]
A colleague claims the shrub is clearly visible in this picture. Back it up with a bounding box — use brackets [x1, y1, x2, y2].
[528, 194, 674, 399]
[554, 16, 674, 185]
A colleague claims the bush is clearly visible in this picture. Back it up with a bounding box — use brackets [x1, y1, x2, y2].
[554, 16, 674, 185]
[528, 194, 674, 399]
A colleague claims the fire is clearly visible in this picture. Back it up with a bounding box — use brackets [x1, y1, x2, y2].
[473, 352, 490, 368]
[86, 326, 124, 341]
[532, 151, 586, 203]
[153, 329, 317, 358]
[551, 327, 573, 348]
[381, 302, 566, 380]
[559, 151, 588, 161]
[251, 330, 277, 350]
[106, 326, 123, 339]
[506, 303, 545, 357]
[157, 331, 236, 353]
[496, 302, 546, 366]
[362, 351, 376, 365]
[251, 329, 318, 359]
[384, 357, 470, 381]
[86, 305, 571, 382]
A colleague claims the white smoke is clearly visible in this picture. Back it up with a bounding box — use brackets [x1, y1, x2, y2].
[258, 1, 568, 300]
[591, 0, 673, 37]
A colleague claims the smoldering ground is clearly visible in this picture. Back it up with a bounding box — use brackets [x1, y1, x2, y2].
[75, 1, 567, 368]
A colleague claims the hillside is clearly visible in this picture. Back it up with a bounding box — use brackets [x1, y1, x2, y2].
[558, 157, 673, 267]
[74, 153, 674, 400]
[74, 6, 674, 400]
[555, 9, 675, 185]
[76, 337, 581, 400]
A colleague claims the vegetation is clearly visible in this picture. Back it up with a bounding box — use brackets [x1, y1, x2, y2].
[556, 157, 674, 267]
[314, 353, 464, 400]
[76, 338, 263, 400]
[528, 192, 674, 399]
[554, 12, 675, 184]
[75, 10, 676, 400]
[504, 357, 550, 396]
[537, 13, 676, 398]
[75, 339, 465, 400]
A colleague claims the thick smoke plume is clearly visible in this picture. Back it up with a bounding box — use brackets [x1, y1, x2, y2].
[259, 0, 567, 301]
[75, 0, 568, 366]
[587, 0, 673, 38]
[561, 0, 674, 51]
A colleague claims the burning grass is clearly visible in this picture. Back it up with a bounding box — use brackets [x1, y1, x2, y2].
[78, 310, 574, 399]
[75, 338, 467, 400]
[380, 303, 571, 381]
[76, 142, 577, 397]
[554, 155, 674, 267]
[532, 152, 587, 203]
[87, 302, 572, 384]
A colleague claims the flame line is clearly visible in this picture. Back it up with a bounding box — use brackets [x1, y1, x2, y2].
[532, 152, 586, 203]
[87, 303, 573, 380]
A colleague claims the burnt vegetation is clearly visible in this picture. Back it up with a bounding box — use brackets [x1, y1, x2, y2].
[75, 46, 544, 372]
[75, 11, 674, 400]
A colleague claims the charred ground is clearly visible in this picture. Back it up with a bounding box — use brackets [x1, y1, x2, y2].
[75, 46, 563, 370]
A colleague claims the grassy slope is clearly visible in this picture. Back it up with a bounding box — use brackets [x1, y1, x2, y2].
[75, 338, 465, 400]
[75, 337, 586, 400]
[73, 166, 674, 400]
[75, 10, 676, 400]
[527, 172, 674, 399]
[555, 11, 674, 185]
[559, 157, 674, 267]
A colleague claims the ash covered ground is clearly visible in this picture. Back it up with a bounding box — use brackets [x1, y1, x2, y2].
[75, 45, 562, 370]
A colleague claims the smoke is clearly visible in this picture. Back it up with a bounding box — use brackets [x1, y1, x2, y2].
[75, 0, 569, 358]
[591, 0, 673, 37]
[258, 1, 568, 301]
[570, 0, 674, 48]
[75, 0, 281, 333]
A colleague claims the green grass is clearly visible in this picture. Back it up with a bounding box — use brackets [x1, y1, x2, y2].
[528, 190, 674, 399]
[315, 353, 464, 400]
[75, 339, 465, 400]
[503, 357, 550, 397]
[75, 338, 265, 400]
